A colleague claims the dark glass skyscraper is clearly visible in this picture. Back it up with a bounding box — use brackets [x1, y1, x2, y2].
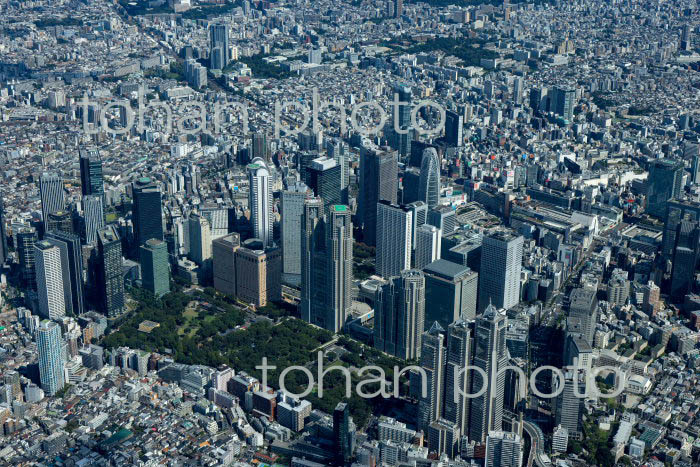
[79, 149, 104, 198]
[0, 198, 7, 265]
[39, 173, 65, 229]
[140, 238, 170, 298]
[132, 177, 164, 248]
[358, 148, 398, 246]
[96, 225, 125, 317]
[333, 402, 353, 465]
[17, 226, 38, 290]
[647, 159, 683, 218]
[306, 157, 342, 209]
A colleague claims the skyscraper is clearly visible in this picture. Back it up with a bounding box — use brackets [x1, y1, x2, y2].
[443, 315, 473, 435]
[406, 200, 428, 252]
[17, 226, 38, 290]
[83, 194, 105, 245]
[419, 148, 441, 209]
[395, 0, 403, 17]
[234, 240, 282, 307]
[469, 303, 508, 443]
[415, 224, 441, 270]
[301, 201, 353, 333]
[0, 199, 6, 265]
[359, 148, 398, 246]
[568, 288, 598, 345]
[39, 173, 65, 228]
[34, 241, 66, 320]
[445, 111, 463, 147]
[551, 86, 575, 121]
[132, 177, 164, 247]
[485, 431, 523, 467]
[140, 239, 170, 298]
[46, 210, 73, 235]
[45, 231, 85, 315]
[334, 402, 354, 465]
[669, 220, 699, 301]
[424, 259, 479, 330]
[392, 85, 413, 157]
[376, 201, 413, 278]
[646, 159, 683, 218]
[553, 370, 586, 440]
[188, 213, 212, 267]
[307, 157, 342, 208]
[374, 269, 425, 360]
[209, 23, 230, 69]
[79, 148, 104, 199]
[478, 231, 523, 312]
[212, 233, 240, 296]
[681, 24, 692, 51]
[512, 77, 524, 105]
[418, 322, 446, 430]
[281, 182, 311, 279]
[248, 158, 274, 248]
[37, 320, 65, 396]
[96, 225, 124, 317]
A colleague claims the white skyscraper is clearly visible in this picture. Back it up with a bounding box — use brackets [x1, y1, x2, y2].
[188, 214, 212, 266]
[478, 231, 523, 312]
[34, 241, 66, 320]
[415, 224, 441, 270]
[485, 431, 523, 467]
[37, 320, 65, 396]
[419, 148, 441, 209]
[418, 322, 446, 430]
[248, 158, 274, 248]
[376, 201, 413, 278]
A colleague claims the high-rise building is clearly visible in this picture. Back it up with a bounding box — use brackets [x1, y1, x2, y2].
[419, 148, 441, 209]
[376, 202, 413, 278]
[478, 231, 523, 312]
[212, 233, 240, 296]
[392, 85, 413, 157]
[669, 220, 699, 301]
[251, 133, 269, 161]
[132, 177, 164, 247]
[234, 239, 282, 307]
[395, 0, 403, 17]
[83, 194, 105, 245]
[307, 157, 342, 209]
[37, 320, 65, 396]
[281, 183, 311, 279]
[79, 148, 104, 199]
[248, 158, 274, 248]
[551, 86, 575, 122]
[469, 304, 508, 443]
[45, 231, 85, 315]
[374, 270, 425, 360]
[681, 24, 692, 51]
[568, 288, 598, 345]
[301, 201, 353, 333]
[45, 210, 73, 235]
[513, 77, 524, 105]
[209, 23, 230, 69]
[334, 402, 354, 465]
[17, 226, 38, 290]
[553, 370, 586, 440]
[417, 322, 446, 430]
[140, 239, 170, 298]
[327, 139, 349, 204]
[415, 224, 441, 270]
[428, 206, 456, 236]
[96, 226, 124, 317]
[646, 159, 683, 218]
[424, 259, 478, 330]
[359, 148, 398, 246]
[485, 431, 523, 467]
[0, 199, 7, 266]
[402, 168, 421, 204]
[406, 201, 428, 251]
[188, 214, 212, 267]
[529, 87, 548, 113]
[34, 241, 66, 320]
[445, 111, 464, 147]
[443, 316, 473, 434]
[39, 173, 65, 229]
